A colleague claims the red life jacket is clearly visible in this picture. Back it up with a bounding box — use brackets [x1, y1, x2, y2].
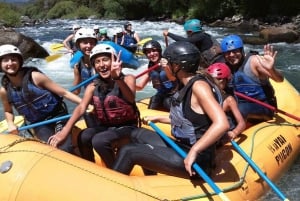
[92, 78, 139, 127]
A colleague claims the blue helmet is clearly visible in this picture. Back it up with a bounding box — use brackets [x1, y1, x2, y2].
[183, 19, 202, 33]
[221, 35, 244, 53]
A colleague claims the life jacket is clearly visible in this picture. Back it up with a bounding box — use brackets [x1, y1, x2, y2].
[123, 31, 137, 47]
[91, 77, 139, 127]
[2, 67, 64, 123]
[229, 52, 277, 107]
[148, 62, 178, 95]
[77, 58, 94, 85]
[170, 74, 223, 146]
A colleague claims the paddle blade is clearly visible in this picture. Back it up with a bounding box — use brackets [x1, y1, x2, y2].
[50, 43, 65, 52]
[135, 37, 152, 56]
[45, 54, 63, 62]
[138, 37, 152, 46]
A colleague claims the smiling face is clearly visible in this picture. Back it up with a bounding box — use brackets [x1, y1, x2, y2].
[145, 48, 161, 63]
[78, 38, 97, 56]
[93, 53, 112, 79]
[223, 48, 243, 66]
[1, 54, 21, 76]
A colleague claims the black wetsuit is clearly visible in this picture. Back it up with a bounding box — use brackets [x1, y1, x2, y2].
[113, 77, 217, 178]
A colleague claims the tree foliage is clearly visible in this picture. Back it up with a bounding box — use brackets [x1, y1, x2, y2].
[0, 3, 21, 27]
[1, 0, 299, 27]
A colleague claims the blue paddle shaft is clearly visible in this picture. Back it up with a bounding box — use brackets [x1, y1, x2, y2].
[18, 114, 71, 131]
[231, 140, 289, 201]
[149, 122, 230, 201]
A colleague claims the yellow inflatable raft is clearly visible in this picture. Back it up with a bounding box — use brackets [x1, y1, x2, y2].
[0, 78, 299, 201]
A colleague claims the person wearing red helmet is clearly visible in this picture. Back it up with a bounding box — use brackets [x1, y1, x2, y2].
[207, 63, 246, 141]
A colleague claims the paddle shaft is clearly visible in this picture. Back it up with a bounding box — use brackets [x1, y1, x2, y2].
[231, 140, 289, 201]
[135, 63, 160, 79]
[234, 91, 300, 121]
[18, 114, 71, 131]
[68, 74, 99, 91]
[164, 35, 168, 47]
[13, 74, 99, 132]
[149, 122, 230, 201]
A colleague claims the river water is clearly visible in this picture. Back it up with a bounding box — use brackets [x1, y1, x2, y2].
[1, 19, 299, 200]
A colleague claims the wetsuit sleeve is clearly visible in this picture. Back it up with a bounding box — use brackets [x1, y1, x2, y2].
[168, 32, 204, 44]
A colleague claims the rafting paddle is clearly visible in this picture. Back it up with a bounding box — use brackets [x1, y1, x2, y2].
[231, 140, 290, 201]
[135, 63, 160, 79]
[234, 91, 300, 121]
[149, 122, 230, 201]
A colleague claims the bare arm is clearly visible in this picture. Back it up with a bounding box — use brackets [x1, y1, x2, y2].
[223, 96, 246, 139]
[136, 73, 150, 91]
[63, 34, 75, 53]
[48, 83, 95, 147]
[134, 32, 140, 42]
[72, 64, 82, 95]
[0, 87, 18, 134]
[31, 71, 81, 104]
[184, 81, 229, 176]
[251, 44, 284, 82]
[142, 115, 171, 124]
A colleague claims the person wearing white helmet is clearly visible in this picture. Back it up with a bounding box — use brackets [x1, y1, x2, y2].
[72, 27, 98, 95]
[63, 24, 81, 53]
[0, 44, 82, 153]
[113, 27, 124, 45]
[49, 43, 139, 168]
[93, 25, 100, 41]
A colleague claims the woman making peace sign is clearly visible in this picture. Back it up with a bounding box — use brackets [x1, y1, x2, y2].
[49, 44, 139, 168]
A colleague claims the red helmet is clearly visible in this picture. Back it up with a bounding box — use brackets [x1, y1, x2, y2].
[206, 63, 231, 79]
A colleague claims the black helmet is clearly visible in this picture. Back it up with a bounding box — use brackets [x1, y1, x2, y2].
[162, 41, 200, 73]
[124, 21, 132, 30]
[142, 40, 162, 54]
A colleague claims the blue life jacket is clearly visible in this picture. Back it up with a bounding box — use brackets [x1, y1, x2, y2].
[123, 31, 137, 47]
[229, 52, 277, 107]
[91, 77, 139, 127]
[170, 74, 223, 146]
[3, 67, 63, 123]
[77, 58, 94, 86]
[149, 63, 178, 95]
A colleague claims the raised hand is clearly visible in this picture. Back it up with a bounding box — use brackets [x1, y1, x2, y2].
[111, 50, 123, 80]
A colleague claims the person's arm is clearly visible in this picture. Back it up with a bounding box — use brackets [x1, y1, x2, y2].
[164, 30, 205, 44]
[134, 32, 140, 42]
[72, 64, 82, 95]
[142, 115, 170, 124]
[0, 87, 18, 134]
[135, 73, 150, 91]
[184, 80, 229, 176]
[31, 71, 81, 104]
[224, 96, 246, 139]
[63, 34, 75, 53]
[252, 44, 284, 82]
[111, 52, 136, 103]
[48, 83, 95, 147]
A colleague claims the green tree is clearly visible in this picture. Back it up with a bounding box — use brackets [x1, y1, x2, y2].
[0, 3, 21, 27]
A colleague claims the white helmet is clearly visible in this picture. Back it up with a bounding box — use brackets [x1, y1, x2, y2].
[93, 25, 99, 30]
[74, 28, 97, 44]
[114, 27, 123, 34]
[72, 24, 81, 30]
[0, 44, 23, 65]
[90, 44, 117, 63]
